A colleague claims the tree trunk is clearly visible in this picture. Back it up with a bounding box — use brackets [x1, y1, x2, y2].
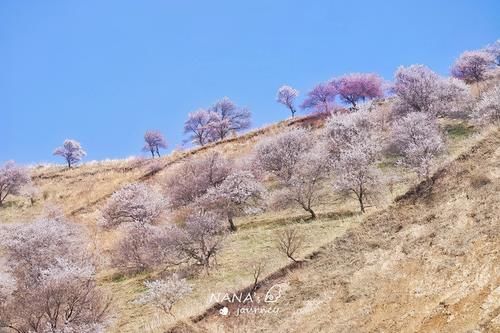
[357, 186, 365, 213]
[307, 208, 316, 220]
[150, 150, 155, 158]
[67, 160, 71, 168]
[228, 216, 237, 232]
[358, 195, 365, 213]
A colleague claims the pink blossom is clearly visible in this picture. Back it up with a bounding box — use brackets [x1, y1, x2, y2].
[333, 73, 384, 108]
[53, 139, 86, 168]
[451, 50, 495, 84]
[184, 109, 214, 146]
[276, 85, 299, 117]
[143, 130, 168, 158]
[301, 82, 337, 114]
[100, 183, 165, 228]
[0, 161, 31, 206]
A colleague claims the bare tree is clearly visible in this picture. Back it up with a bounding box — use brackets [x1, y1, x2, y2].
[173, 213, 226, 271]
[53, 139, 86, 168]
[0, 161, 31, 207]
[22, 184, 40, 206]
[275, 227, 305, 263]
[143, 130, 168, 158]
[40, 203, 66, 222]
[249, 262, 265, 293]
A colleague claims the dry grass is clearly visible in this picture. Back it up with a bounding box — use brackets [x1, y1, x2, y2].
[190, 126, 500, 333]
[1, 97, 497, 332]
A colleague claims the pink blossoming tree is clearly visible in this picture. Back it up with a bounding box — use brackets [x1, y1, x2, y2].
[451, 50, 495, 84]
[184, 109, 214, 146]
[301, 82, 337, 114]
[143, 130, 168, 158]
[0, 161, 31, 207]
[200, 170, 265, 231]
[391, 112, 444, 181]
[53, 139, 86, 168]
[276, 85, 299, 117]
[208, 97, 251, 140]
[100, 183, 165, 228]
[333, 73, 384, 109]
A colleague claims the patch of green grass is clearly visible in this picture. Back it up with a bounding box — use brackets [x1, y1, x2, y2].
[110, 272, 127, 283]
[378, 158, 397, 170]
[445, 122, 476, 140]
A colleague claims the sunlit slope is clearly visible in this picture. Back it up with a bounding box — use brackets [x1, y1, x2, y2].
[190, 127, 500, 333]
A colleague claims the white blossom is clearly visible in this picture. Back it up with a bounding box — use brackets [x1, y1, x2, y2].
[135, 274, 192, 317]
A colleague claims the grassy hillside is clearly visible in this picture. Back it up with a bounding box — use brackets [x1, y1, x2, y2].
[186, 126, 500, 333]
[1, 94, 498, 332]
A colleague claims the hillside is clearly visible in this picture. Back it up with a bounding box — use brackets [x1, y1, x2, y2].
[1, 93, 499, 333]
[183, 126, 500, 333]
[2, 3, 499, 332]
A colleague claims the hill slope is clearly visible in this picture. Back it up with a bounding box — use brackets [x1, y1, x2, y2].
[1, 109, 498, 333]
[184, 127, 500, 333]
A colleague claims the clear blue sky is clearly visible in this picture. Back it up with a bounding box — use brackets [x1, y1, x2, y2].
[2, 0, 499, 164]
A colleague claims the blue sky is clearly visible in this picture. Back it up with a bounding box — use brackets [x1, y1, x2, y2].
[2, 0, 499, 164]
